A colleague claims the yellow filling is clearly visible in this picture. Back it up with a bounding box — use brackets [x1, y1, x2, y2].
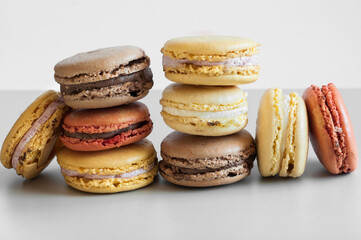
[160, 99, 246, 112]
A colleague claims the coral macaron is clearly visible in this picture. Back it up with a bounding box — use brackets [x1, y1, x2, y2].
[303, 83, 358, 174]
[60, 102, 152, 151]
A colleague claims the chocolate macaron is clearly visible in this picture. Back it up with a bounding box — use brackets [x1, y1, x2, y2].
[60, 102, 152, 151]
[303, 83, 358, 174]
[159, 130, 256, 187]
[54, 46, 153, 109]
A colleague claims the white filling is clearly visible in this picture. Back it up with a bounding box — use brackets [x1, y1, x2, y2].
[163, 105, 248, 119]
[162, 55, 258, 68]
[61, 162, 156, 180]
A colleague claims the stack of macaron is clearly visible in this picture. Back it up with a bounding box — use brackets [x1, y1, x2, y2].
[53, 46, 158, 193]
[159, 36, 260, 187]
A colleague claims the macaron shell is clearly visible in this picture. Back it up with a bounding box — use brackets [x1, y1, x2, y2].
[54, 46, 147, 80]
[159, 167, 250, 187]
[279, 94, 308, 177]
[61, 120, 152, 151]
[256, 88, 284, 177]
[57, 139, 155, 169]
[163, 115, 247, 136]
[63, 167, 157, 193]
[161, 83, 246, 106]
[62, 88, 150, 109]
[63, 102, 150, 128]
[164, 72, 259, 86]
[161, 130, 255, 159]
[162, 36, 259, 56]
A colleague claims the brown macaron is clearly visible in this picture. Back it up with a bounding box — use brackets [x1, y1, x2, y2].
[159, 130, 256, 187]
[54, 46, 153, 109]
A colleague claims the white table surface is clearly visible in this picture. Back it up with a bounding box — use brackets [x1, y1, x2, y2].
[1, 89, 360, 240]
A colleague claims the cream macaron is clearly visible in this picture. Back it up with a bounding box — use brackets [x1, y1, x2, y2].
[161, 35, 260, 85]
[57, 139, 158, 193]
[160, 83, 248, 136]
[256, 88, 309, 178]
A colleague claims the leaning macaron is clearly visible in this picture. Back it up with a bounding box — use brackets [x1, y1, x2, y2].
[303, 83, 358, 174]
[60, 102, 153, 151]
[1, 90, 69, 179]
[160, 83, 248, 136]
[161, 35, 260, 85]
[57, 139, 158, 193]
[54, 46, 153, 109]
[159, 130, 256, 187]
[256, 88, 309, 178]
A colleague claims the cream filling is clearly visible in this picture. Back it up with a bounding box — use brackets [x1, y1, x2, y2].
[61, 162, 156, 180]
[162, 55, 258, 68]
[162, 105, 248, 119]
[11, 97, 64, 169]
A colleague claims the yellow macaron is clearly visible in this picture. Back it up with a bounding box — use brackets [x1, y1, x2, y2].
[57, 139, 158, 193]
[160, 83, 248, 136]
[1, 90, 68, 179]
[161, 35, 260, 85]
[256, 88, 309, 178]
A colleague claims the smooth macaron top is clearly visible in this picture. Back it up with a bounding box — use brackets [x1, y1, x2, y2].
[57, 139, 155, 169]
[63, 102, 150, 128]
[161, 131, 255, 159]
[161, 35, 259, 57]
[161, 83, 246, 106]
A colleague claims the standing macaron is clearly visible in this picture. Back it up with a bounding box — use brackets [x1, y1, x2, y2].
[303, 83, 358, 174]
[159, 130, 256, 187]
[54, 46, 153, 109]
[256, 88, 309, 178]
[57, 139, 158, 193]
[161, 35, 260, 85]
[160, 83, 248, 136]
[1, 90, 69, 179]
[60, 102, 153, 151]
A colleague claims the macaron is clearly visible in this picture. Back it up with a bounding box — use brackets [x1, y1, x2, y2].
[303, 83, 358, 174]
[1, 90, 69, 179]
[256, 88, 309, 178]
[161, 35, 260, 85]
[160, 83, 248, 136]
[54, 46, 153, 109]
[159, 130, 256, 187]
[57, 139, 158, 193]
[60, 102, 153, 151]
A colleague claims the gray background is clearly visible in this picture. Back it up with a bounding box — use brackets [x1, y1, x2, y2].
[1, 89, 360, 240]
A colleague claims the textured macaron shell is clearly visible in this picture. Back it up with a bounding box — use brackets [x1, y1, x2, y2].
[57, 139, 158, 193]
[54, 46, 148, 83]
[303, 84, 358, 174]
[1, 90, 68, 179]
[256, 89, 308, 178]
[160, 84, 248, 136]
[61, 102, 152, 151]
[159, 130, 256, 187]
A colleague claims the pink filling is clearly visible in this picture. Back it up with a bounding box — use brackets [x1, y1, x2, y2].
[162, 55, 258, 68]
[61, 162, 156, 180]
[11, 97, 64, 169]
